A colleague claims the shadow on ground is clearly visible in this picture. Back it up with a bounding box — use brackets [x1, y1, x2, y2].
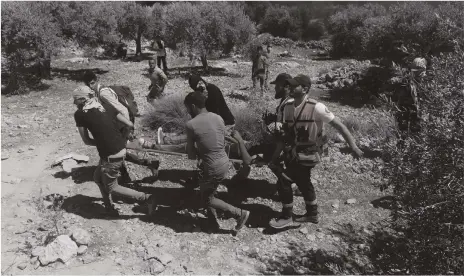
[94, 52, 155, 63]
[51, 68, 109, 82]
[53, 165, 97, 184]
[61, 194, 143, 220]
[166, 65, 243, 79]
[258, 221, 407, 275]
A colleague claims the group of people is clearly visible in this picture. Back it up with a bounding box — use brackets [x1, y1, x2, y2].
[72, 52, 364, 233]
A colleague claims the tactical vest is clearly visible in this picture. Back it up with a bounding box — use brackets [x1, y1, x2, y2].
[283, 97, 325, 166]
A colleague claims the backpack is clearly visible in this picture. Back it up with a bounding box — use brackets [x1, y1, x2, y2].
[106, 86, 139, 123]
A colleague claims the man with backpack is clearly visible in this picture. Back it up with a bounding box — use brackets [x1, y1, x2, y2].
[82, 71, 159, 177]
[72, 86, 156, 216]
[268, 74, 364, 229]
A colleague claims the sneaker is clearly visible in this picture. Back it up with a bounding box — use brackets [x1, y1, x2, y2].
[147, 160, 160, 177]
[157, 127, 164, 145]
[235, 210, 250, 231]
[269, 215, 294, 229]
[294, 213, 319, 224]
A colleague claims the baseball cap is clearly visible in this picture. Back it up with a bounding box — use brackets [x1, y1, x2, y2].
[285, 78, 299, 87]
[270, 73, 292, 84]
[293, 74, 312, 88]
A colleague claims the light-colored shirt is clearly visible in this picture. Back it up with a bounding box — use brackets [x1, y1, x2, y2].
[98, 86, 130, 130]
[149, 67, 168, 91]
[283, 95, 335, 144]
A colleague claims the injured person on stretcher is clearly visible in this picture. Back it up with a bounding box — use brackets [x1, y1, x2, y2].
[126, 128, 263, 181]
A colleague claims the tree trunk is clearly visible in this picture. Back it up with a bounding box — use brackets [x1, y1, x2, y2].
[136, 27, 142, 56]
[200, 55, 208, 71]
[39, 58, 51, 79]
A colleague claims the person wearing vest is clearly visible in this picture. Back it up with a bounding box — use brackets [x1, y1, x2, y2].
[82, 72, 160, 178]
[269, 74, 364, 229]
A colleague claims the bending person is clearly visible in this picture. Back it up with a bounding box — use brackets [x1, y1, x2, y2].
[184, 92, 250, 233]
[72, 87, 155, 216]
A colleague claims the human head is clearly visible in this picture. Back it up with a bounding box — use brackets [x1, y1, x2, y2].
[72, 86, 93, 109]
[184, 91, 206, 118]
[266, 44, 271, 54]
[148, 59, 157, 70]
[270, 73, 292, 99]
[288, 74, 311, 98]
[257, 45, 264, 55]
[188, 74, 207, 97]
[82, 71, 99, 92]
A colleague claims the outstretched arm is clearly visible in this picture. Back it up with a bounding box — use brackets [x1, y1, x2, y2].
[229, 130, 252, 165]
[329, 117, 363, 157]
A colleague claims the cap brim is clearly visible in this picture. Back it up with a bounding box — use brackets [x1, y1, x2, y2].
[270, 80, 277, 84]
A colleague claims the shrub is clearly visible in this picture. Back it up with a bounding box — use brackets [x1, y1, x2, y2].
[148, 94, 190, 133]
[381, 45, 464, 274]
[260, 6, 298, 40]
[1, 2, 63, 93]
[302, 20, 326, 41]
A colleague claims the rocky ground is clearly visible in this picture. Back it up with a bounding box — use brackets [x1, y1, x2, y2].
[1, 45, 392, 275]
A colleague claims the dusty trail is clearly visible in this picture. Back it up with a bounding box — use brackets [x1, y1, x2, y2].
[1, 51, 389, 275]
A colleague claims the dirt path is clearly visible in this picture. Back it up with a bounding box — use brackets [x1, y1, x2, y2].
[1, 52, 389, 275]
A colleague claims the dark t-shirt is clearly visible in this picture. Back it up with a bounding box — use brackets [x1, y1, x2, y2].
[74, 108, 126, 159]
[205, 83, 235, 126]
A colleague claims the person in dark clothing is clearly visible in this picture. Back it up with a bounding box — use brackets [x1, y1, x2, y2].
[72, 86, 155, 216]
[188, 74, 235, 127]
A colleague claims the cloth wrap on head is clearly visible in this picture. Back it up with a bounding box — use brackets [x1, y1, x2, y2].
[73, 86, 105, 112]
[188, 74, 203, 90]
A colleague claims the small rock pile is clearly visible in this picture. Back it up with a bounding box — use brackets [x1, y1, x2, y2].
[314, 60, 373, 90]
[30, 227, 91, 267]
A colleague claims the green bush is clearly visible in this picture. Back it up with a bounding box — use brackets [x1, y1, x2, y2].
[328, 2, 462, 60]
[381, 46, 464, 274]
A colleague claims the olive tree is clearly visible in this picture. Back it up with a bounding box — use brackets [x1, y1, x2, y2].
[163, 2, 256, 69]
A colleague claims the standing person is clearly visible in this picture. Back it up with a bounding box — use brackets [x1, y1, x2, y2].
[147, 59, 169, 107]
[252, 46, 269, 95]
[82, 72, 160, 176]
[184, 92, 250, 232]
[152, 37, 167, 73]
[264, 44, 272, 91]
[269, 74, 364, 229]
[72, 86, 155, 216]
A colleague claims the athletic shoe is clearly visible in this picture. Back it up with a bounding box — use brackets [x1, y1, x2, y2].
[294, 213, 319, 224]
[269, 215, 295, 229]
